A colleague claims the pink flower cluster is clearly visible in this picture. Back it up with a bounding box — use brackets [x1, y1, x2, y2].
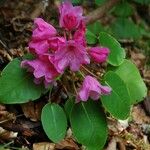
[21, 1, 111, 102]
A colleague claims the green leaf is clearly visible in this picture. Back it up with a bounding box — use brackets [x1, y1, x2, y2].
[86, 29, 97, 44]
[0, 58, 45, 104]
[41, 103, 67, 143]
[101, 71, 131, 119]
[64, 97, 75, 119]
[113, 59, 147, 104]
[133, 0, 150, 4]
[0, 146, 6, 150]
[70, 100, 107, 149]
[72, 0, 82, 4]
[95, 0, 107, 5]
[139, 25, 150, 38]
[113, 2, 133, 17]
[111, 18, 142, 40]
[87, 21, 106, 35]
[99, 32, 125, 66]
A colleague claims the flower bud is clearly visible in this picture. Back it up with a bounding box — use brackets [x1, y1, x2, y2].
[89, 47, 110, 63]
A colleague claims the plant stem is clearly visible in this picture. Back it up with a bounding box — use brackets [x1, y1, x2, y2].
[73, 81, 78, 95]
[81, 65, 98, 78]
[78, 70, 85, 78]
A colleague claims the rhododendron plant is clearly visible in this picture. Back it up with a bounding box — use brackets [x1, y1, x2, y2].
[21, 1, 111, 99]
[0, 1, 147, 150]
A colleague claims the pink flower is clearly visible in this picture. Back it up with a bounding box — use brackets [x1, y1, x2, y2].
[89, 47, 110, 63]
[73, 21, 86, 47]
[59, 1, 84, 30]
[21, 54, 60, 87]
[29, 18, 57, 55]
[32, 18, 56, 40]
[29, 40, 49, 55]
[77, 75, 111, 102]
[54, 40, 90, 72]
[48, 37, 65, 51]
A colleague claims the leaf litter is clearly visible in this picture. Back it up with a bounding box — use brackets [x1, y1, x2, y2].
[0, 0, 150, 149]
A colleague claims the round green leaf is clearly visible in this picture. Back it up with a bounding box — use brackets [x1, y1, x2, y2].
[99, 32, 125, 66]
[101, 71, 131, 119]
[86, 29, 97, 44]
[111, 18, 141, 39]
[113, 2, 133, 17]
[113, 59, 147, 104]
[133, 0, 150, 4]
[95, 0, 106, 5]
[87, 21, 106, 35]
[64, 97, 75, 119]
[72, 0, 82, 4]
[0, 58, 45, 104]
[41, 103, 67, 143]
[70, 100, 107, 149]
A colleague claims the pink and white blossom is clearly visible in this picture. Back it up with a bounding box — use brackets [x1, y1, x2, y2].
[77, 75, 111, 102]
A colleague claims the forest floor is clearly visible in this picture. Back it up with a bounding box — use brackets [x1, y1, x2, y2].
[0, 0, 150, 150]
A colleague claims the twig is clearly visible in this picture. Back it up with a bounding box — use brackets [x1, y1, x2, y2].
[0, 49, 13, 61]
[0, 114, 23, 124]
[0, 119, 40, 136]
[78, 70, 85, 78]
[0, 39, 8, 50]
[81, 65, 98, 78]
[86, 0, 120, 24]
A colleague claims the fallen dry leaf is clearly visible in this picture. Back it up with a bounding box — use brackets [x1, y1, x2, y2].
[21, 101, 45, 121]
[0, 104, 16, 123]
[0, 127, 18, 140]
[55, 138, 79, 150]
[130, 51, 146, 69]
[143, 96, 150, 116]
[107, 117, 128, 134]
[105, 138, 117, 150]
[0, 104, 7, 115]
[143, 68, 150, 87]
[132, 105, 150, 124]
[33, 142, 55, 150]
